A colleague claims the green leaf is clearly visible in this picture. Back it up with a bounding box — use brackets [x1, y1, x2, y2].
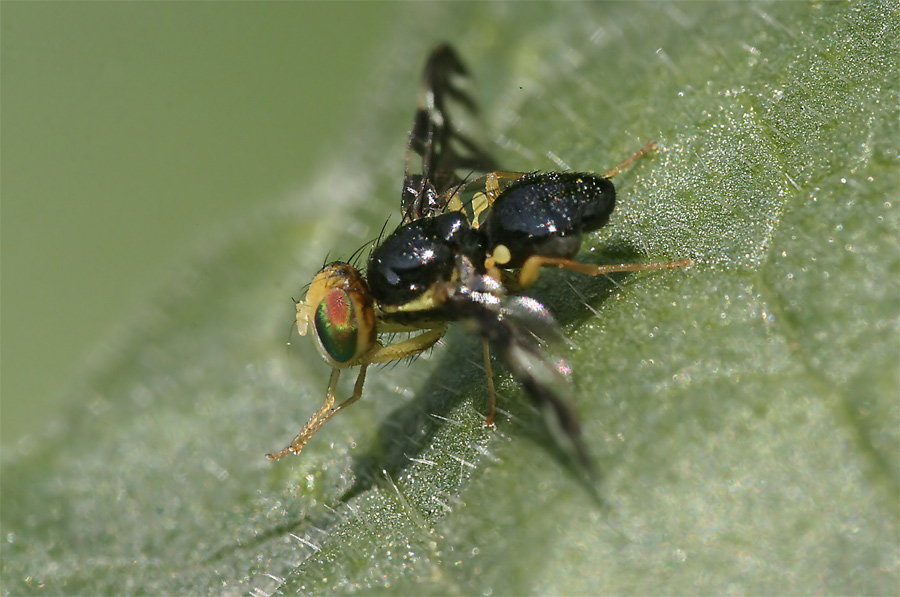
[2, 2, 897, 594]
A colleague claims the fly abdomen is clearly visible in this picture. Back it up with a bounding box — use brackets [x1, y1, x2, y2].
[483, 172, 616, 268]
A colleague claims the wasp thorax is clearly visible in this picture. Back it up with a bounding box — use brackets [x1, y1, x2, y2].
[296, 263, 377, 367]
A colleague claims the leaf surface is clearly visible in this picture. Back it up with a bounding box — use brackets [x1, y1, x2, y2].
[2, 3, 897, 595]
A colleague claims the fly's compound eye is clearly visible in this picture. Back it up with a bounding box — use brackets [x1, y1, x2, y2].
[299, 263, 377, 368]
[314, 288, 366, 366]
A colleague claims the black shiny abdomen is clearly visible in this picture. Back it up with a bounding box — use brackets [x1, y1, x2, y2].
[367, 211, 483, 306]
[483, 172, 616, 268]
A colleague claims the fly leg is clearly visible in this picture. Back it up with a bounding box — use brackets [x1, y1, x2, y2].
[267, 324, 447, 460]
[601, 140, 657, 179]
[266, 367, 364, 460]
[517, 255, 692, 289]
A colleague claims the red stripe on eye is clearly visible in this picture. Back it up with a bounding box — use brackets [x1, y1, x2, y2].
[314, 289, 360, 365]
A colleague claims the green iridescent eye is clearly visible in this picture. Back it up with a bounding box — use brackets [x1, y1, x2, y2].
[314, 288, 360, 365]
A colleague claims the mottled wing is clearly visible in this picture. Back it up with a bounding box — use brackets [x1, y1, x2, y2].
[437, 255, 594, 472]
[401, 44, 498, 223]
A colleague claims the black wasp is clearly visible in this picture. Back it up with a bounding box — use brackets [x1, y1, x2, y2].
[267, 45, 690, 469]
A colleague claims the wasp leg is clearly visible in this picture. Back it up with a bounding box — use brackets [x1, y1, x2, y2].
[602, 140, 657, 179]
[517, 255, 692, 289]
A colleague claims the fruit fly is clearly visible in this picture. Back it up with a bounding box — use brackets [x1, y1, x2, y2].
[267, 44, 690, 469]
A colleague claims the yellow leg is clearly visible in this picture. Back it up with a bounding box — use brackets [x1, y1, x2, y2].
[267, 365, 370, 460]
[602, 140, 657, 179]
[268, 367, 341, 459]
[518, 255, 692, 289]
[365, 324, 447, 363]
[267, 324, 448, 460]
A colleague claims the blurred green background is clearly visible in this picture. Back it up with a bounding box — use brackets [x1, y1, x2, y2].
[1, 3, 404, 444]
